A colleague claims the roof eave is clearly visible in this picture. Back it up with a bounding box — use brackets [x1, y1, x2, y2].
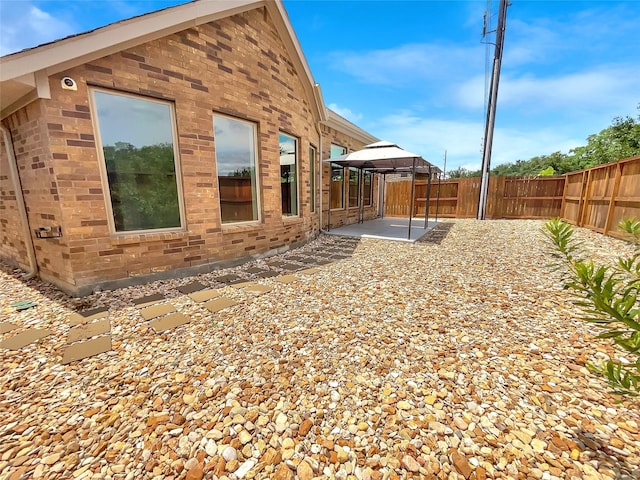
[323, 108, 379, 145]
[0, 0, 267, 115]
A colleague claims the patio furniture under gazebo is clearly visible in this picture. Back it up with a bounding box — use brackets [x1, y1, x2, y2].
[324, 141, 436, 239]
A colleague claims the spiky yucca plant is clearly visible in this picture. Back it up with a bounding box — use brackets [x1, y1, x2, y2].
[544, 218, 640, 399]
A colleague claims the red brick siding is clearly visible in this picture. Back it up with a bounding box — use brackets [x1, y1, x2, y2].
[2, 8, 336, 294]
[1, 101, 72, 285]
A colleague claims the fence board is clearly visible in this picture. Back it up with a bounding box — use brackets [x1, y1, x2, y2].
[561, 156, 640, 239]
[384, 157, 640, 240]
[385, 175, 563, 219]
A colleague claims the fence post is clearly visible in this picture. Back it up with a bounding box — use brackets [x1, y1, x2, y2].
[603, 163, 623, 236]
[578, 170, 591, 227]
[559, 174, 570, 220]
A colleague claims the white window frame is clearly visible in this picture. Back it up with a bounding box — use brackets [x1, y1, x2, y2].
[90, 87, 186, 235]
[279, 132, 299, 218]
[213, 113, 262, 226]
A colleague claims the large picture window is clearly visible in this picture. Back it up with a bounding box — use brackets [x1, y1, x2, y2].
[330, 144, 347, 209]
[309, 146, 317, 213]
[279, 133, 298, 217]
[348, 167, 360, 208]
[213, 115, 259, 223]
[92, 89, 182, 233]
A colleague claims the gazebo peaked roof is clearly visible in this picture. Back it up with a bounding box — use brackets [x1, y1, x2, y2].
[324, 141, 434, 173]
[324, 141, 438, 240]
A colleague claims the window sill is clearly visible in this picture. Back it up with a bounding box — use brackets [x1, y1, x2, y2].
[221, 221, 262, 233]
[110, 229, 189, 245]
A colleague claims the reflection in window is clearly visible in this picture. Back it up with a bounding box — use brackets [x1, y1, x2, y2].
[330, 143, 347, 158]
[330, 164, 344, 209]
[213, 115, 259, 223]
[92, 90, 182, 232]
[309, 146, 317, 213]
[348, 167, 359, 208]
[364, 171, 373, 206]
[330, 144, 346, 209]
[279, 133, 298, 217]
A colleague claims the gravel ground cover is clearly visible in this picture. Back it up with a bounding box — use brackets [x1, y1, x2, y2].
[1, 219, 639, 480]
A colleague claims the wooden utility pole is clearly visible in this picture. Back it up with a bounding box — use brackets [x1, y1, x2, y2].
[478, 0, 509, 220]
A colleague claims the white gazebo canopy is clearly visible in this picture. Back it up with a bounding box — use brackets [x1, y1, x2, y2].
[325, 141, 434, 172]
[323, 141, 436, 239]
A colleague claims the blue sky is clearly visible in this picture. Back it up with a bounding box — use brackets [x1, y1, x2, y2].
[1, 1, 639, 172]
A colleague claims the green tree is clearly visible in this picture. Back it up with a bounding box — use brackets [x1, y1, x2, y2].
[103, 142, 180, 231]
[490, 105, 640, 176]
[544, 218, 640, 399]
[570, 110, 640, 169]
[447, 167, 480, 178]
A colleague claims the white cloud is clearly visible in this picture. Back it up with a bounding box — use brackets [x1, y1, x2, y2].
[328, 42, 484, 87]
[327, 103, 363, 123]
[0, 3, 75, 55]
[367, 110, 584, 172]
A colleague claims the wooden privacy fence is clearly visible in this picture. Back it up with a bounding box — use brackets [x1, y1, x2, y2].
[561, 155, 640, 239]
[384, 176, 565, 219]
[383, 156, 640, 239]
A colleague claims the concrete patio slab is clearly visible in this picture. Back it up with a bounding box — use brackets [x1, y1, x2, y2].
[325, 217, 438, 243]
[0, 329, 52, 350]
[67, 319, 111, 344]
[215, 274, 243, 284]
[177, 282, 206, 294]
[149, 313, 189, 332]
[133, 293, 165, 308]
[279, 263, 302, 271]
[61, 336, 111, 364]
[0, 322, 18, 334]
[244, 284, 273, 295]
[188, 289, 221, 303]
[274, 275, 297, 284]
[140, 304, 176, 320]
[298, 268, 320, 275]
[68, 308, 108, 326]
[255, 270, 278, 278]
[231, 281, 257, 289]
[203, 297, 238, 313]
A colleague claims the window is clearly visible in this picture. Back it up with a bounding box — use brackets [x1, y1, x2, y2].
[309, 145, 317, 213]
[279, 133, 298, 217]
[330, 144, 347, 209]
[348, 167, 360, 208]
[92, 89, 182, 233]
[363, 171, 373, 206]
[330, 164, 344, 209]
[330, 144, 347, 158]
[213, 115, 259, 223]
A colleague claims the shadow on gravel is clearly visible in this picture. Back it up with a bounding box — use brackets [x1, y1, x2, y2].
[571, 428, 638, 479]
[0, 235, 362, 310]
[417, 221, 453, 244]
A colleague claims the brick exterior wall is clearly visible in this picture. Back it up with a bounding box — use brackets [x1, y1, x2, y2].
[0, 8, 339, 295]
[0, 132, 29, 270]
[1, 100, 71, 283]
[320, 124, 380, 229]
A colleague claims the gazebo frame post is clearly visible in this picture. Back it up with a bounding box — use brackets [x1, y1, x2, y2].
[359, 168, 364, 224]
[327, 163, 332, 231]
[408, 158, 416, 240]
[424, 166, 432, 228]
[435, 171, 441, 223]
[381, 173, 386, 219]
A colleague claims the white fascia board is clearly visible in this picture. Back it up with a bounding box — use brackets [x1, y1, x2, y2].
[0, 0, 263, 81]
